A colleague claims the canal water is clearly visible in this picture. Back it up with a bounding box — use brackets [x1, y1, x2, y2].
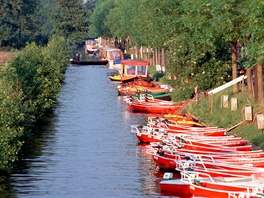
[5, 64, 170, 198]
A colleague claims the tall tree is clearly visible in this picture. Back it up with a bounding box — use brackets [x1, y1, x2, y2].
[49, 0, 88, 44]
[88, 0, 114, 37]
[0, 0, 39, 48]
[241, 0, 264, 105]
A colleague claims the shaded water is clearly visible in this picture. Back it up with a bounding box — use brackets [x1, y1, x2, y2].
[4, 65, 171, 198]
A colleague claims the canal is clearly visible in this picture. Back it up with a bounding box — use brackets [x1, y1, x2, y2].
[5, 64, 166, 198]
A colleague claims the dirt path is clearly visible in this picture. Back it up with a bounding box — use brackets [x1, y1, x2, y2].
[0, 51, 16, 65]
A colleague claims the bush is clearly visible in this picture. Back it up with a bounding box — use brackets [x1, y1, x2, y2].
[0, 36, 69, 174]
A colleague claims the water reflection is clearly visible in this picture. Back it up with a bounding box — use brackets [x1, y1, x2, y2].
[5, 65, 177, 198]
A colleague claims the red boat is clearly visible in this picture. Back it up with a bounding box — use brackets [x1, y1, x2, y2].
[165, 128, 226, 136]
[189, 172, 264, 198]
[178, 162, 264, 177]
[190, 181, 263, 198]
[147, 116, 206, 127]
[183, 139, 249, 147]
[159, 172, 192, 196]
[147, 142, 264, 160]
[131, 125, 227, 144]
[153, 151, 264, 170]
[153, 154, 178, 170]
[117, 79, 166, 96]
[135, 132, 163, 143]
[126, 100, 186, 114]
[181, 143, 252, 152]
[160, 171, 264, 198]
[159, 171, 261, 197]
[147, 117, 226, 132]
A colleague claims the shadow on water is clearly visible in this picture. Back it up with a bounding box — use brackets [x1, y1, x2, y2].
[1, 112, 57, 198]
[1, 64, 186, 198]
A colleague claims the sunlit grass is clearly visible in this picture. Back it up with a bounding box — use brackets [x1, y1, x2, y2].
[188, 87, 264, 149]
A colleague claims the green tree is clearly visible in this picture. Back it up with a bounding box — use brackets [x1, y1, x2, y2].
[241, 0, 264, 105]
[49, 0, 88, 44]
[88, 0, 114, 37]
[0, 0, 39, 48]
[0, 37, 69, 173]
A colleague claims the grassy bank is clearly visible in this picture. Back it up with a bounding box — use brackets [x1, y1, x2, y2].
[187, 88, 264, 150]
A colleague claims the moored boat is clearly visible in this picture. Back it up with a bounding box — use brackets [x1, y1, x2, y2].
[98, 47, 124, 69]
[108, 59, 150, 82]
[70, 59, 108, 65]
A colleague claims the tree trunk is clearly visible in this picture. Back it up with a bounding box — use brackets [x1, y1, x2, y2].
[231, 40, 238, 93]
[256, 64, 264, 106]
[140, 46, 143, 59]
[147, 47, 150, 63]
[246, 68, 253, 98]
[161, 48, 165, 69]
[153, 48, 157, 66]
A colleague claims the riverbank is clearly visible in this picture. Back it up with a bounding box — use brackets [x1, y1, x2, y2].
[188, 89, 264, 150]
[152, 70, 264, 150]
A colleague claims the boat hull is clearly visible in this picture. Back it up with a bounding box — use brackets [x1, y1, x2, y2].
[160, 179, 191, 196]
[70, 60, 108, 65]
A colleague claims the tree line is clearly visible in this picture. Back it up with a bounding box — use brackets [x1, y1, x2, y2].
[88, 0, 264, 104]
[0, 0, 94, 48]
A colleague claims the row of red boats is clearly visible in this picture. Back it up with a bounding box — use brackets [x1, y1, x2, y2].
[114, 77, 264, 198]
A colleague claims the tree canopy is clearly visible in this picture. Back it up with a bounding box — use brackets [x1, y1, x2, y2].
[0, 0, 39, 48]
[89, 0, 263, 100]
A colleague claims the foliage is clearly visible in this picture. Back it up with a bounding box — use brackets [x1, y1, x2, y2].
[49, 0, 88, 45]
[90, 0, 263, 101]
[0, 0, 40, 48]
[0, 37, 69, 173]
[240, 0, 264, 67]
[88, 0, 115, 37]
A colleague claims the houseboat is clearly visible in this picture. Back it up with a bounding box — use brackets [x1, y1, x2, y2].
[98, 47, 124, 70]
[84, 38, 99, 54]
[108, 59, 150, 82]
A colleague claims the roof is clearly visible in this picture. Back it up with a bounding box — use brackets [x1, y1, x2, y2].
[120, 59, 150, 66]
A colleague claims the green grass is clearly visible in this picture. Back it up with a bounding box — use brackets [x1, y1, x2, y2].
[232, 124, 264, 149]
[187, 87, 264, 150]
